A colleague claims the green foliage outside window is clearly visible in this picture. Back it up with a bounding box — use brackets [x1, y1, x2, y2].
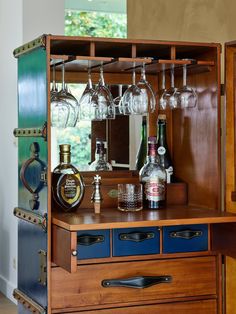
[65, 10, 127, 38]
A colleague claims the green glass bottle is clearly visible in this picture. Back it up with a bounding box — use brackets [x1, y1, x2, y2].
[135, 116, 147, 171]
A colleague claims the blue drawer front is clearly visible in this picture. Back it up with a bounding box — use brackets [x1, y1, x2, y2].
[113, 227, 160, 257]
[163, 224, 208, 253]
[77, 229, 110, 259]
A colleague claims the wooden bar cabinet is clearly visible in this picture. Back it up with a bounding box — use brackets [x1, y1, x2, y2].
[13, 35, 236, 314]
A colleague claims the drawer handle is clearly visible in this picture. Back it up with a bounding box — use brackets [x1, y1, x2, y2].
[119, 231, 155, 242]
[170, 229, 203, 239]
[77, 234, 105, 246]
[102, 275, 172, 289]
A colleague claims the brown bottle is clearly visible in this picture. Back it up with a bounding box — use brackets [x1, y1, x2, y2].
[52, 144, 84, 212]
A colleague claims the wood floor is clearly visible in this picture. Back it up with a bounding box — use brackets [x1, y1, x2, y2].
[0, 293, 17, 314]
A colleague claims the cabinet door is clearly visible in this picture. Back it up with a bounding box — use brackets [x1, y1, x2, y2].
[51, 256, 216, 311]
[17, 47, 48, 311]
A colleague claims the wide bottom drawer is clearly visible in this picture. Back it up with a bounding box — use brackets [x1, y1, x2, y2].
[59, 299, 217, 314]
[51, 256, 217, 311]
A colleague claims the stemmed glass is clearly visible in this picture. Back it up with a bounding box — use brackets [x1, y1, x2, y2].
[158, 63, 168, 110]
[50, 63, 70, 128]
[178, 63, 197, 108]
[79, 67, 95, 120]
[113, 84, 123, 115]
[58, 61, 80, 127]
[121, 66, 141, 115]
[165, 64, 180, 109]
[135, 62, 156, 114]
[91, 64, 115, 120]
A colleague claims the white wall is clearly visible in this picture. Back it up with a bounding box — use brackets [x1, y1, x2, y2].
[0, 0, 64, 302]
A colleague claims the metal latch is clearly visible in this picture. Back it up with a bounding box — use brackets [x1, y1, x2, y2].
[38, 250, 47, 286]
[13, 288, 46, 314]
[13, 207, 47, 232]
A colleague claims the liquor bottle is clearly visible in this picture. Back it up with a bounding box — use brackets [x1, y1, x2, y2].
[89, 139, 113, 171]
[52, 144, 84, 212]
[135, 116, 147, 171]
[139, 136, 167, 209]
[157, 114, 173, 183]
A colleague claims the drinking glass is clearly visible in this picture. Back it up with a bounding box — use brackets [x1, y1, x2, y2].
[50, 64, 58, 98]
[121, 67, 141, 115]
[117, 184, 143, 212]
[91, 65, 115, 120]
[158, 63, 168, 110]
[178, 63, 197, 108]
[79, 68, 95, 120]
[58, 61, 80, 127]
[113, 84, 123, 115]
[165, 64, 181, 109]
[135, 62, 156, 114]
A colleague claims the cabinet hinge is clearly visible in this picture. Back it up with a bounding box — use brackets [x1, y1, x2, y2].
[38, 250, 47, 286]
[13, 122, 47, 141]
[13, 207, 47, 232]
[13, 288, 46, 314]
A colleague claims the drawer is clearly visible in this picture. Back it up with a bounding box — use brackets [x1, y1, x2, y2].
[59, 299, 217, 314]
[51, 256, 216, 311]
[113, 227, 160, 256]
[163, 224, 208, 253]
[77, 230, 110, 260]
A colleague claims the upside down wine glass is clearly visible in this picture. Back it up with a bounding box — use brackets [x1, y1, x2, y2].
[91, 64, 115, 120]
[179, 63, 197, 108]
[166, 63, 180, 109]
[158, 63, 168, 110]
[79, 67, 95, 121]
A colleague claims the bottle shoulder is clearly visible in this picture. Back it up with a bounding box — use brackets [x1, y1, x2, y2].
[53, 163, 79, 174]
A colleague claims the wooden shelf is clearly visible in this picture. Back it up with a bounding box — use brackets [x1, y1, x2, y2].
[50, 55, 214, 75]
[52, 206, 236, 231]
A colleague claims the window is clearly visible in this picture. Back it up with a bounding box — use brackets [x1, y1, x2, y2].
[53, 0, 127, 170]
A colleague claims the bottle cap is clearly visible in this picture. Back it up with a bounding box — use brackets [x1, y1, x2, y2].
[158, 114, 166, 120]
[59, 144, 71, 153]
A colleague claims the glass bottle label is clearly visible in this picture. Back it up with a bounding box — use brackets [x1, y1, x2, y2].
[157, 146, 166, 155]
[145, 178, 166, 201]
[58, 174, 82, 206]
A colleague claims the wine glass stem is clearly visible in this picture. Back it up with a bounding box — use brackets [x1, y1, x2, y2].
[141, 63, 146, 81]
[88, 70, 93, 89]
[171, 64, 175, 88]
[132, 68, 136, 85]
[183, 64, 187, 87]
[62, 61, 65, 91]
[100, 66, 105, 86]
[161, 64, 166, 90]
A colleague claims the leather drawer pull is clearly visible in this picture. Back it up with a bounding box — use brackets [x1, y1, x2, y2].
[170, 229, 203, 239]
[77, 234, 105, 246]
[119, 231, 155, 242]
[102, 275, 172, 289]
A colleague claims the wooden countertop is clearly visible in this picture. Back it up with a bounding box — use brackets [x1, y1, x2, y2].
[52, 205, 236, 231]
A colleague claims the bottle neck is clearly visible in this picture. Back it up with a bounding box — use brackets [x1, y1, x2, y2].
[60, 153, 71, 164]
[158, 121, 167, 145]
[142, 118, 147, 142]
[147, 143, 158, 163]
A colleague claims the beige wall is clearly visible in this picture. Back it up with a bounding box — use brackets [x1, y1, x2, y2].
[127, 0, 236, 44]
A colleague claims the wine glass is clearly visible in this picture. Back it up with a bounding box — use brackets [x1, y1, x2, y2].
[165, 64, 180, 109]
[121, 66, 142, 115]
[58, 61, 80, 127]
[135, 62, 156, 114]
[91, 64, 115, 120]
[113, 84, 123, 115]
[158, 63, 168, 110]
[179, 63, 197, 108]
[50, 64, 58, 98]
[79, 68, 95, 120]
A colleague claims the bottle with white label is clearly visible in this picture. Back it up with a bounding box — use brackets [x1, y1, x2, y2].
[139, 136, 166, 209]
[157, 114, 173, 183]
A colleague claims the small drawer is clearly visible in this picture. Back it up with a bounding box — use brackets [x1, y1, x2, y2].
[163, 224, 208, 253]
[113, 227, 160, 257]
[77, 230, 110, 260]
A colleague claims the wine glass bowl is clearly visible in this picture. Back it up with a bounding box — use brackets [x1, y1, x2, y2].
[79, 69, 95, 121]
[179, 63, 197, 108]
